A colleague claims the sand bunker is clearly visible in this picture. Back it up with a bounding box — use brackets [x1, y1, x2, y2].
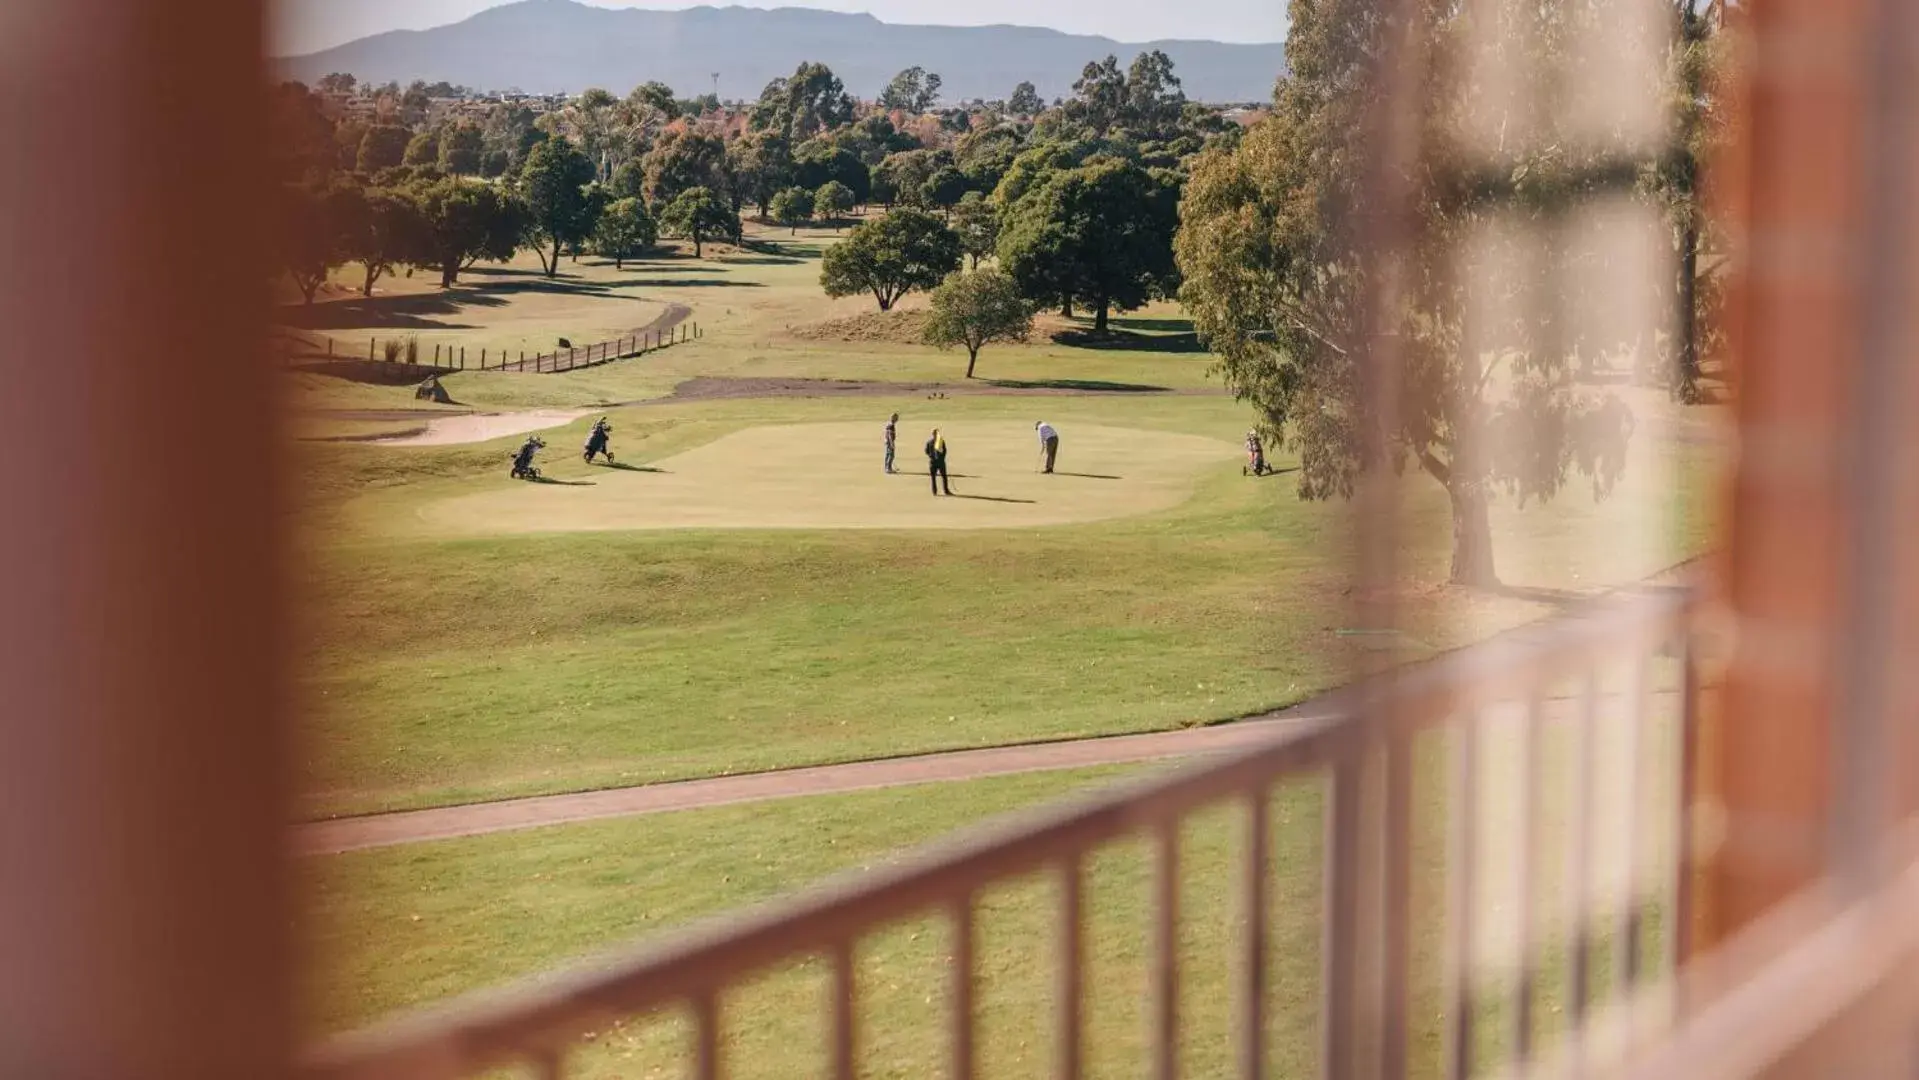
[375, 409, 592, 447]
[422, 421, 1238, 533]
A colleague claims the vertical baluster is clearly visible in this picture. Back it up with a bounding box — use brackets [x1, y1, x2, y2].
[1152, 820, 1180, 1080]
[1511, 690, 1544, 1066]
[1381, 734, 1413, 1080]
[952, 895, 976, 1080]
[1564, 668, 1602, 1065]
[1058, 856, 1084, 1080]
[694, 989, 722, 1080]
[830, 941, 856, 1080]
[1615, 652, 1651, 1002]
[1324, 758, 1362, 1079]
[1445, 715, 1480, 1080]
[1243, 787, 1270, 1080]
[1671, 628, 1702, 1007]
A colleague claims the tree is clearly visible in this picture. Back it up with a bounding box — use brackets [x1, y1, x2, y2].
[410, 179, 524, 287]
[399, 80, 432, 126]
[998, 159, 1179, 331]
[792, 140, 870, 204]
[1068, 56, 1128, 134]
[517, 138, 597, 276]
[728, 132, 793, 217]
[923, 269, 1032, 378]
[820, 207, 962, 311]
[950, 191, 999, 268]
[659, 186, 738, 257]
[268, 82, 339, 183]
[281, 180, 349, 304]
[594, 197, 657, 269]
[356, 125, 411, 172]
[875, 150, 943, 208]
[1008, 81, 1044, 116]
[880, 66, 943, 114]
[1173, 0, 1636, 587]
[438, 124, 484, 175]
[317, 72, 357, 95]
[339, 184, 426, 297]
[814, 180, 856, 225]
[1125, 50, 1187, 135]
[403, 130, 440, 167]
[769, 186, 816, 234]
[642, 127, 726, 206]
[921, 166, 970, 213]
[750, 62, 855, 140]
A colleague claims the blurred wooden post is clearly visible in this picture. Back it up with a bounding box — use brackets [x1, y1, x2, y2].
[1697, 0, 1918, 958]
[0, 0, 292, 1077]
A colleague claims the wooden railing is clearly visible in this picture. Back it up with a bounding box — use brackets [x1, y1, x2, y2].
[306, 588, 1699, 1080]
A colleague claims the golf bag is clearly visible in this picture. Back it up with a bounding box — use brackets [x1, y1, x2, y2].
[1244, 438, 1272, 477]
[583, 420, 614, 464]
[510, 436, 546, 480]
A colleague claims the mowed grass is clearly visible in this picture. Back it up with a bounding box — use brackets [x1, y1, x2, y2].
[310, 695, 1682, 1078]
[296, 383, 1714, 818]
[280, 222, 1222, 415]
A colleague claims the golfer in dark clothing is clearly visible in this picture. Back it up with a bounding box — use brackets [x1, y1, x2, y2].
[926, 429, 952, 495]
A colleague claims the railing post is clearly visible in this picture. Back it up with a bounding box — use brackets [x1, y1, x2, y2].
[369, 336, 376, 361]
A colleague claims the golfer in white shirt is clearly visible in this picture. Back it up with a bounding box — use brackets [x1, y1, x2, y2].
[1036, 421, 1060, 474]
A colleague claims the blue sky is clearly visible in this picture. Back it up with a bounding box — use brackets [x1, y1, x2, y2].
[272, 0, 1290, 56]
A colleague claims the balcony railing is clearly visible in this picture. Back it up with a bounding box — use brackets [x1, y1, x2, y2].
[306, 586, 1698, 1080]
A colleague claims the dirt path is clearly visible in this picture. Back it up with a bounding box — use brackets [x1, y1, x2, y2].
[295, 709, 1332, 856]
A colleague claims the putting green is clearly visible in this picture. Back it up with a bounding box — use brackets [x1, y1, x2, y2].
[422, 421, 1240, 533]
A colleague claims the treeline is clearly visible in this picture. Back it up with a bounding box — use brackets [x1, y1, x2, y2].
[273, 52, 1243, 314]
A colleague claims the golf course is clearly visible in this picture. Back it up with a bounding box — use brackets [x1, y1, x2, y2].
[292, 221, 1714, 1076]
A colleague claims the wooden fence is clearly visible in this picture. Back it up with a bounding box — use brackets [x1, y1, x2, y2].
[270, 323, 701, 375]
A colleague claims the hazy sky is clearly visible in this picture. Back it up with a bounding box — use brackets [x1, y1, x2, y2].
[272, 0, 1290, 56]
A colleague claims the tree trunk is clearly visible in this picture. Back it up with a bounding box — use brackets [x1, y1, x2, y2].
[966, 346, 979, 379]
[877, 292, 893, 312]
[1061, 300, 1072, 318]
[546, 238, 562, 277]
[615, 255, 623, 270]
[969, 252, 979, 270]
[440, 260, 458, 288]
[361, 263, 379, 298]
[692, 232, 703, 258]
[1675, 222, 1701, 402]
[1094, 297, 1109, 333]
[1446, 483, 1498, 587]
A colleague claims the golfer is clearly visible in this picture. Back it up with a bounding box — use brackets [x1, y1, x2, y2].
[884, 412, 899, 474]
[1036, 420, 1060, 474]
[926, 428, 952, 496]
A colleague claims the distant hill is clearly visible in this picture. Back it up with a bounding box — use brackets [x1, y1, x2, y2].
[277, 0, 1286, 105]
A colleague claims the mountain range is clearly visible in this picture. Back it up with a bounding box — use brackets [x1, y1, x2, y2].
[277, 0, 1288, 104]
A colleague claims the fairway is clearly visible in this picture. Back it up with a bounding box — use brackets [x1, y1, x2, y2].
[421, 420, 1240, 533]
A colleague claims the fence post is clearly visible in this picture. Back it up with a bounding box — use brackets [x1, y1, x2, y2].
[569, 347, 576, 370]
[369, 337, 376, 362]
[326, 338, 333, 358]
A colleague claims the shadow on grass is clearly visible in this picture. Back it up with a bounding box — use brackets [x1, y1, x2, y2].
[1050, 328, 1208, 354]
[621, 278, 764, 289]
[984, 378, 1171, 393]
[949, 493, 1037, 504]
[1488, 583, 1595, 608]
[1107, 316, 1195, 333]
[1249, 466, 1301, 480]
[525, 476, 596, 487]
[597, 462, 669, 473]
[279, 277, 626, 330]
[1050, 472, 1122, 480]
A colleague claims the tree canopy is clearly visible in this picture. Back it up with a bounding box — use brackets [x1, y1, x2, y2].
[998, 158, 1180, 330]
[750, 62, 855, 141]
[820, 207, 962, 311]
[950, 191, 1000, 269]
[768, 186, 816, 233]
[659, 186, 739, 257]
[879, 66, 943, 114]
[517, 138, 599, 276]
[922, 268, 1032, 378]
[1174, 0, 1640, 586]
[594, 196, 657, 269]
[814, 180, 856, 224]
[411, 178, 525, 287]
